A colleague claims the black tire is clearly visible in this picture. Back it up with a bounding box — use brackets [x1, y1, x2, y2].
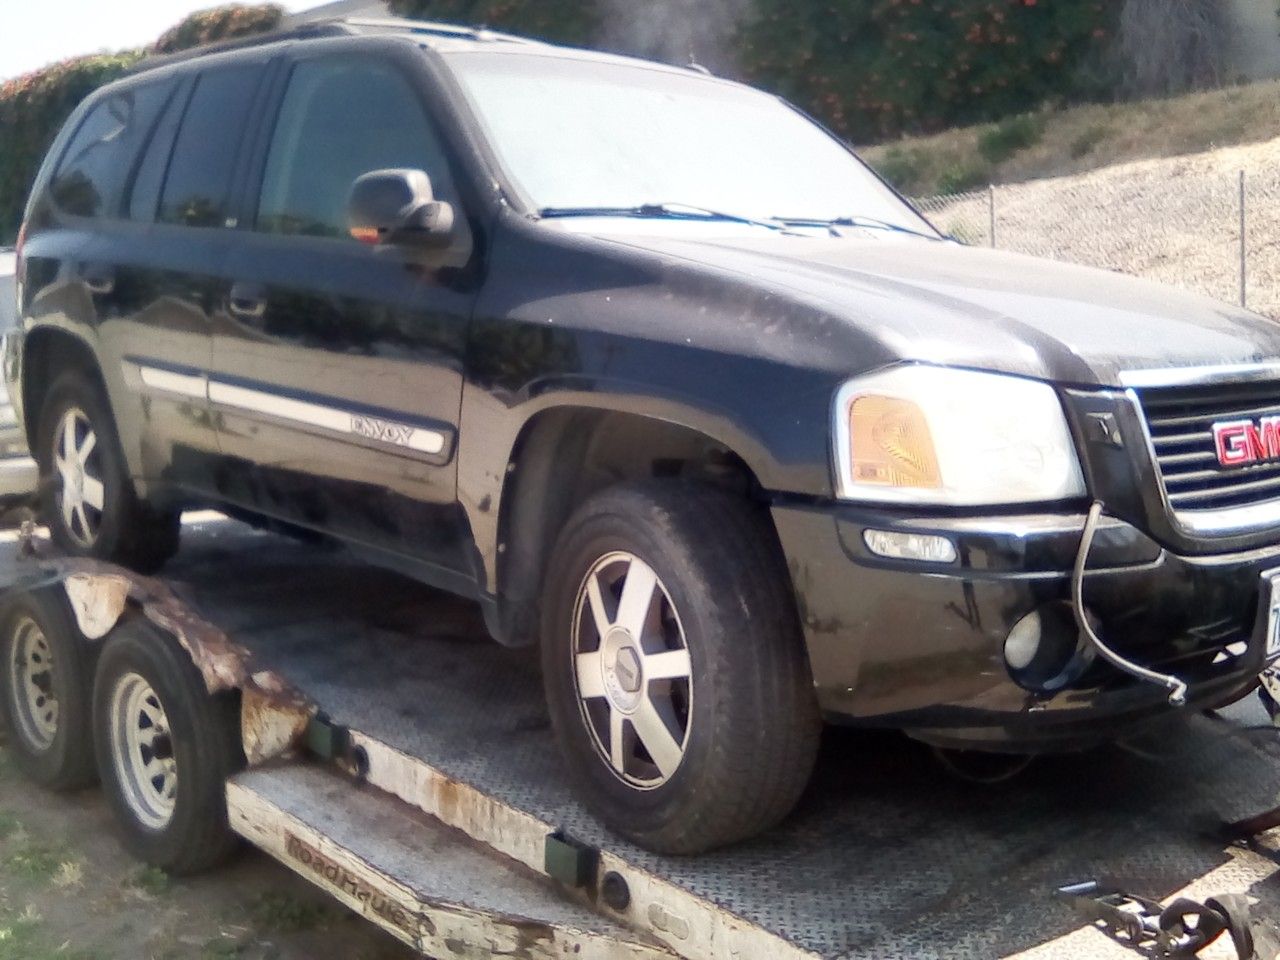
[93, 620, 243, 875]
[1260, 667, 1280, 726]
[36, 369, 180, 573]
[0, 586, 97, 790]
[541, 481, 822, 854]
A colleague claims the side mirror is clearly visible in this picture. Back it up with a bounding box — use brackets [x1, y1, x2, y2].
[346, 168, 455, 248]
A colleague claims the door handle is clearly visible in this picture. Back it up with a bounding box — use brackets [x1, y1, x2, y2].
[82, 265, 114, 296]
[228, 282, 267, 322]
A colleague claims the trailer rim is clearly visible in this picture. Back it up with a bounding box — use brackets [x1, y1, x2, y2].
[108, 671, 179, 830]
[7, 614, 60, 751]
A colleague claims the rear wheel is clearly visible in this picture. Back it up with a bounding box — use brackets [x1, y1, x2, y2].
[541, 482, 821, 854]
[37, 370, 180, 572]
[0, 588, 96, 790]
[93, 622, 243, 874]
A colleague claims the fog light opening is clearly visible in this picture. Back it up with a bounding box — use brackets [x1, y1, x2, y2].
[1004, 601, 1094, 694]
[863, 529, 957, 564]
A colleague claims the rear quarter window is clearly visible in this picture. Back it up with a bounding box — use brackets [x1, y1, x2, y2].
[158, 64, 265, 228]
[49, 81, 174, 219]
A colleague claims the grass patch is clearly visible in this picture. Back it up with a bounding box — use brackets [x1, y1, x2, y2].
[863, 77, 1280, 196]
[0, 905, 94, 960]
[131, 865, 172, 897]
[4, 842, 69, 883]
[249, 891, 330, 934]
[201, 939, 243, 960]
[0, 812, 20, 841]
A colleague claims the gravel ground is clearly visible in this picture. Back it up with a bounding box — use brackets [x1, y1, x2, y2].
[918, 136, 1280, 320]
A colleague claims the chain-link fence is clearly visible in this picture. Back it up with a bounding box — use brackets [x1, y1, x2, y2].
[913, 162, 1280, 320]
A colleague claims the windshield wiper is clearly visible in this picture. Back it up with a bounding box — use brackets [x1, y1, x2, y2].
[775, 215, 940, 241]
[540, 202, 790, 232]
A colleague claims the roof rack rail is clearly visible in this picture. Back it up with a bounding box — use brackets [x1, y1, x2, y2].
[338, 16, 542, 45]
[127, 21, 357, 75]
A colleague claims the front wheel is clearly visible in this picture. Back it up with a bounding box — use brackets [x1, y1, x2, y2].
[541, 482, 821, 854]
[37, 370, 180, 572]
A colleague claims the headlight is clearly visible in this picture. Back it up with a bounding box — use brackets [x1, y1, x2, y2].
[832, 365, 1086, 505]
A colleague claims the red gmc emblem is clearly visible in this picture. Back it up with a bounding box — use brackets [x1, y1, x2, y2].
[1214, 417, 1280, 468]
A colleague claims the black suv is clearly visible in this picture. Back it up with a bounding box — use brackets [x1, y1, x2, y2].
[7, 18, 1280, 854]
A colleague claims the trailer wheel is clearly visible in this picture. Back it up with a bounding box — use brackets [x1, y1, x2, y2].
[541, 481, 821, 854]
[37, 370, 181, 573]
[0, 588, 97, 790]
[93, 622, 243, 875]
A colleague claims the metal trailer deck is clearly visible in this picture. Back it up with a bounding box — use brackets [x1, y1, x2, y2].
[4, 516, 1280, 960]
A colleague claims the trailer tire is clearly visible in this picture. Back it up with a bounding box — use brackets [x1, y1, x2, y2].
[93, 622, 243, 875]
[0, 587, 97, 790]
[541, 481, 822, 854]
[37, 370, 181, 573]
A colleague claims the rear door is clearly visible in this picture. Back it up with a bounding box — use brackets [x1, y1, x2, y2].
[97, 58, 275, 495]
[210, 46, 478, 581]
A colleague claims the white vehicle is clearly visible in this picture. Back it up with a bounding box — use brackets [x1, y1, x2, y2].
[0, 248, 37, 505]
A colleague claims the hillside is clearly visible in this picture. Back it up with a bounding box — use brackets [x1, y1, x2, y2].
[861, 78, 1280, 198]
[916, 133, 1280, 322]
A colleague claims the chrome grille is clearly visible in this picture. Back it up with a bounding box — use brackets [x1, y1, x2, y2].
[1137, 380, 1280, 514]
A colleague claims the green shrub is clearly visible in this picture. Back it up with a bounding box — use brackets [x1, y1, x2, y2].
[386, 0, 599, 46]
[741, 0, 1116, 142]
[977, 114, 1044, 165]
[153, 3, 284, 55]
[872, 146, 927, 193]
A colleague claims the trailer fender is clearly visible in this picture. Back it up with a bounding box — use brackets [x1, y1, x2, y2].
[47, 559, 314, 765]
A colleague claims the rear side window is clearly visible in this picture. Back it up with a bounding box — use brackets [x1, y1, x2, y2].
[256, 57, 458, 240]
[159, 64, 264, 228]
[127, 82, 187, 223]
[49, 81, 173, 219]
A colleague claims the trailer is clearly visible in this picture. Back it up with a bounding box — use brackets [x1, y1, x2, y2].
[1, 515, 1279, 960]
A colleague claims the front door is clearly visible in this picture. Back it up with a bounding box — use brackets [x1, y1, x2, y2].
[210, 51, 478, 582]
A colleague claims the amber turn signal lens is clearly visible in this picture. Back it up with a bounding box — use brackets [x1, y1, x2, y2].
[848, 394, 942, 489]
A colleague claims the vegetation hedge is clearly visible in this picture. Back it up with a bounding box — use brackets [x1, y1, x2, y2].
[153, 3, 284, 56]
[741, 0, 1116, 143]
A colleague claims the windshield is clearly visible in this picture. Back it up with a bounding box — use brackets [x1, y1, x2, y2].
[444, 51, 935, 233]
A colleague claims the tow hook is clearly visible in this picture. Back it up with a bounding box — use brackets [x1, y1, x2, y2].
[1072, 501, 1189, 707]
[1057, 881, 1260, 958]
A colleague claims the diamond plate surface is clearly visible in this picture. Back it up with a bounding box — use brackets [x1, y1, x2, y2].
[77, 524, 1280, 957]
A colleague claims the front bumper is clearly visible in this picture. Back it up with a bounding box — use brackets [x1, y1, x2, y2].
[772, 501, 1276, 753]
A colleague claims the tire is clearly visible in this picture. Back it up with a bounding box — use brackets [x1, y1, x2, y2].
[541, 481, 821, 854]
[36, 369, 180, 573]
[1260, 667, 1280, 726]
[0, 587, 97, 790]
[93, 621, 243, 875]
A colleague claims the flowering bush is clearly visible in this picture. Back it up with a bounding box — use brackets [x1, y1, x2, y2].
[153, 3, 284, 55]
[386, 0, 598, 46]
[741, 0, 1115, 142]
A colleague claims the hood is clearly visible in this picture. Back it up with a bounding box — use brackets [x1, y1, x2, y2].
[593, 228, 1280, 388]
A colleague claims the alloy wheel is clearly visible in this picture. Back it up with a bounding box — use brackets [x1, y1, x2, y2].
[572, 552, 693, 789]
[52, 407, 105, 548]
[6, 616, 59, 751]
[108, 673, 178, 831]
